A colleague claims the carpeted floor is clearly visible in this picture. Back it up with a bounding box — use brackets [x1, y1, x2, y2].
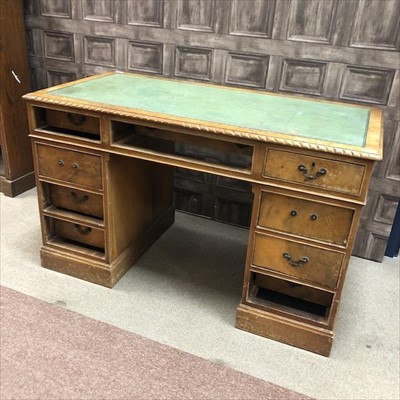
[0, 285, 312, 400]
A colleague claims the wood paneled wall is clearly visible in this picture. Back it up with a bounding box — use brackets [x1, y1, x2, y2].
[23, 0, 400, 261]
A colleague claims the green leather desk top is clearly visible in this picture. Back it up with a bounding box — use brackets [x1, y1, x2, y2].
[48, 73, 370, 148]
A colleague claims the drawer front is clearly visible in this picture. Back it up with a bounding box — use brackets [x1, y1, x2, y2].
[45, 109, 100, 136]
[37, 144, 102, 189]
[264, 149, 365, 195]
[50, 185, 103, 219]
[54, 219, 104, 249]
[258, 191, 354, 245]
[252, 233, 343, 289]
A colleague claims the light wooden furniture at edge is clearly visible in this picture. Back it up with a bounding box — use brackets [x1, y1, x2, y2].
[23, 72, 383, 356]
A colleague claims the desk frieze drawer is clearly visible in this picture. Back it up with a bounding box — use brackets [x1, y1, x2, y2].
[49, 184, 103, 219]
[52, 218, 105, 250]
[36, 144, 102, 189]
[32, 107, 101, 141]
[258, 191, 354, 246]
[263, 148, 366, 196]
[252, 233, 344, 289]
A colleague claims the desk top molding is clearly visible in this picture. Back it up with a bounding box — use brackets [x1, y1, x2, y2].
[23, 72, 383, 161]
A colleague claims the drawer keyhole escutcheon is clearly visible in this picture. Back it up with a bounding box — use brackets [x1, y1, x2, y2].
[70, 192, 89, 203]
[290, 210, 298, 217]
[57, 160, 64, 166]
[67, 113, 86, 126]
[74, 224, 92, 235]
[298, 164, 327, 180]
[72, 162, 79, 169]
[311, 214, 318, 221]
[283, 252, 309, 267]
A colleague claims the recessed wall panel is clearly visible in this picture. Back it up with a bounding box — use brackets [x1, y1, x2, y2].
[40, 0, 71, 18]
[339, 66, 395, 105]
[83, 0, 115, 22]
[287, 0, 337, 44]
[229, 0, 275, 38]
[47, 71, 77, 86]
[128, 41, 163, 74]
[350, 0, 400, 50]
[44, 31, 74, 61]
[127, 0, 163, 27]
[225, 53, 269, 88]
[177, 0, 214, 32]
[84, 37, 115, 67]
[279, 59, 327, 95]
[175, 47, 212, 81]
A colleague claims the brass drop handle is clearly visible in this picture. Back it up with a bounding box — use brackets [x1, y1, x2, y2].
[57, 160, 64, 166]
[67, 113, 86, 126]
[70, 192, 89, 203]
[74, 224, 92, 235]
[298, 164, 327, 180]
[283, 252, 309, 267]
[72, 162, 79, 169]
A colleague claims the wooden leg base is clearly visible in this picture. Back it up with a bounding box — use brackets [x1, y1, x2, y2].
[235, 304, 333, 356]
[40, 207, 175, 288]
[0, 171, 35, 197]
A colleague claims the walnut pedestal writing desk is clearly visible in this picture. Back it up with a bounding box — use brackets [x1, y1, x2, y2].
[24, 72, 382, 356]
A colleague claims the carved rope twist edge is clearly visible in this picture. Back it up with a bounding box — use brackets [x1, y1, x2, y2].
[27, 95, 380, 161]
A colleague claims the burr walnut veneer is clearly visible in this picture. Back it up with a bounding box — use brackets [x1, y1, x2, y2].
[24, 72, 383, 356]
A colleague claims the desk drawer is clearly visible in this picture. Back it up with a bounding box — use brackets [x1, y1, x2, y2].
[45, 109, 100, 137]
[252, 233, 343, 289]
[53, 219, 105, 250]
[263, 148, 365, 195]
[37, 144, 102, 189]
[258, 191, 354, 246]
[50, 185, 103, 219]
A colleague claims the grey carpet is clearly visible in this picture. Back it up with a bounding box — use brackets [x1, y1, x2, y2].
[0, 286, 312, 400]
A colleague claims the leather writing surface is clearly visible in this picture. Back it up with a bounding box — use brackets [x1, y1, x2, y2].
[49, 73, 370, 147]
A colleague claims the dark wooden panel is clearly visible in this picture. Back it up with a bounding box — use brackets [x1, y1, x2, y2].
[46, 70, 76, 86]
[339, 66, 395, 105]
[287, 0, 337, 44]
[84, 36, 115, 67]
[225, 52, 269, 88]
[39, 0, 71, 18]
[175, 46, 212, 80]
[350, 0, 400, 51]
[128, 41, 163, 74]
[385, 122, 400, 181]
[83, 0, 116, 22]
[229, 0, 275, 38]
[177, 0, 214, 32]
[44, 31, 74, 61]
[279, 59, 327, 95]
[373, 194, 399, 225]
[26, 29, 34, 56]
[127, 0, 163, 27]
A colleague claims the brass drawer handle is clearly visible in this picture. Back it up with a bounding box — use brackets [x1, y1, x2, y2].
[298, 164, 327, 180]
[70, 192, 89, 203]
[74, 224, 92, 235]
[72, 162, 79, 169]
[57, 159, 64, 166]
[283, 252, 309, 267]
[67, 113, 86, 126]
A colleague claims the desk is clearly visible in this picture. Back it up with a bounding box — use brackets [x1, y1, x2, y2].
[24, 72, 383, 356]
